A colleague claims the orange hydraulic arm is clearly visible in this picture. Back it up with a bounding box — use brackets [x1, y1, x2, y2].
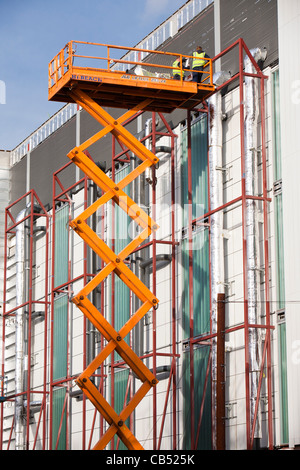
[67, 90, 160, 450]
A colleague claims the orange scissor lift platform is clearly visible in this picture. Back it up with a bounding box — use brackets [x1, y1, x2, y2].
[48, 41, 215, 450]
[48, 41, 215, 112]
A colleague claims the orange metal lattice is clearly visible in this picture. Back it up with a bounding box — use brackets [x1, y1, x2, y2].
[68, 89, 160, 450]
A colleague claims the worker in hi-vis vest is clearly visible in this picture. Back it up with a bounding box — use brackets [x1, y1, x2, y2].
[172, 56, 185, 81]
[192, 46, 210, 83]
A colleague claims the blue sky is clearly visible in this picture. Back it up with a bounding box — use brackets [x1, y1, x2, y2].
[0, 0, 186, 150]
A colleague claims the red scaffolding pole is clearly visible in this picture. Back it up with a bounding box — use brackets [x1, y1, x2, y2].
[1, 190, 49, 450]
[0, 38, 274, 451]
[189, 38, 274, 450]
[111, 110, 179, 450]
[50, 157, 103, 450]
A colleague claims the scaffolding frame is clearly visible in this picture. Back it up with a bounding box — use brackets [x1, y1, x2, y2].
[186, 38, 274, 450]
[111, 110, 179, 450]
[50, 160, 90, 450]
[49, 116, 179, 450]
[0, 37, 275, 450]
[1, 190, 49, 450]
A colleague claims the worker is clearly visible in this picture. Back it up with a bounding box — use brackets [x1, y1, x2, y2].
[192, 46, 210, 83]
[172, 56, 185, 81]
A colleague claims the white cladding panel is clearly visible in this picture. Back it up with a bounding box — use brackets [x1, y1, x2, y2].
[278, 0, 300, 448]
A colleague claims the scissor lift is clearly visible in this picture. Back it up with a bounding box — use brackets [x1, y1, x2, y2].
[48, 41, 215, 450]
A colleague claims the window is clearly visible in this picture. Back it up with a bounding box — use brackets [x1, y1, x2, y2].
[181, 116, 211, 449]
[181, 116, 209, 338]
[52, 204, 70, 449]
[272, 68, 288, 444]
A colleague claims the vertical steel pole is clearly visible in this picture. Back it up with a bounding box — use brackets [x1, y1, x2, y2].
[155, 112, 177, 448]
[216, 293, 226, 449]
[206, 103, 214, 448]
[239, 40, 252, 450]
[152, 112, 157, 450]
[187, 110, 195, 449]
[49, 175, 56, 450]
[111, 136, 116, 450]
[100, 188, 105, 442]
[0, 208, 8, 450]
[43, 210, 49, 450]
[82, 175, 89, 450]
[25, 194, 35, 449]
[171, 131, 177, 449]
[260, 75, 274, 449]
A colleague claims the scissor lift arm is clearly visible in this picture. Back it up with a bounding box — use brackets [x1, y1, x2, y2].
[48, 41, 215, 450]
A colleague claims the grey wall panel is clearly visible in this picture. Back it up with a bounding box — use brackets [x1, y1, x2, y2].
[143, 0, 277, 84]
[144, 4, 215, 72]
[30, 117, 76, 208]
[220, 0, 278, 74]
[160, 4, 214, 58]
[11, 155, 26, 209]
[79, 109, 105, 172]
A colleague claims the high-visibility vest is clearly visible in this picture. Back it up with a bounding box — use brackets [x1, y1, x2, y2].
[172, 59, 184, 77]
[192, 51, 206, 68]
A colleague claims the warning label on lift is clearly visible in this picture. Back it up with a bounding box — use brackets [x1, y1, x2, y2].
[72, 74, 102, 82]
[121, 74, 166, 84]
[71, 73, 166, 84]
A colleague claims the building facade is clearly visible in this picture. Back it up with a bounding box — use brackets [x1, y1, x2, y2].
[1, 0, 299, 450]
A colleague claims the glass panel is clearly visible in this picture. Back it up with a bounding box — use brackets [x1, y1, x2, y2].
[181, 114, 211, 447]
[278, 322, 289, 444]
[182, 7, 188, 27]
[274, 194, 285, 310]
[272, 68, 288, 444]
[164, 21, 170, 40]
[113, 369, 130, 449]
[54, 204, 69, 288]
[182, 229, 210, 338]
[114, 165, 131, 336]
[194, 0, 201, 15]
[147, 37, 153, 51]
[272, 69, 282, 181]
[182, 346, 212, 449]
[181, 116, 208, 228]
[52, 387, 67, 450]
[181, 116, 210, 338]
[53, 294, 68, 380]
[177, 11, 183, 30]
[187, 3, 194, 22]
